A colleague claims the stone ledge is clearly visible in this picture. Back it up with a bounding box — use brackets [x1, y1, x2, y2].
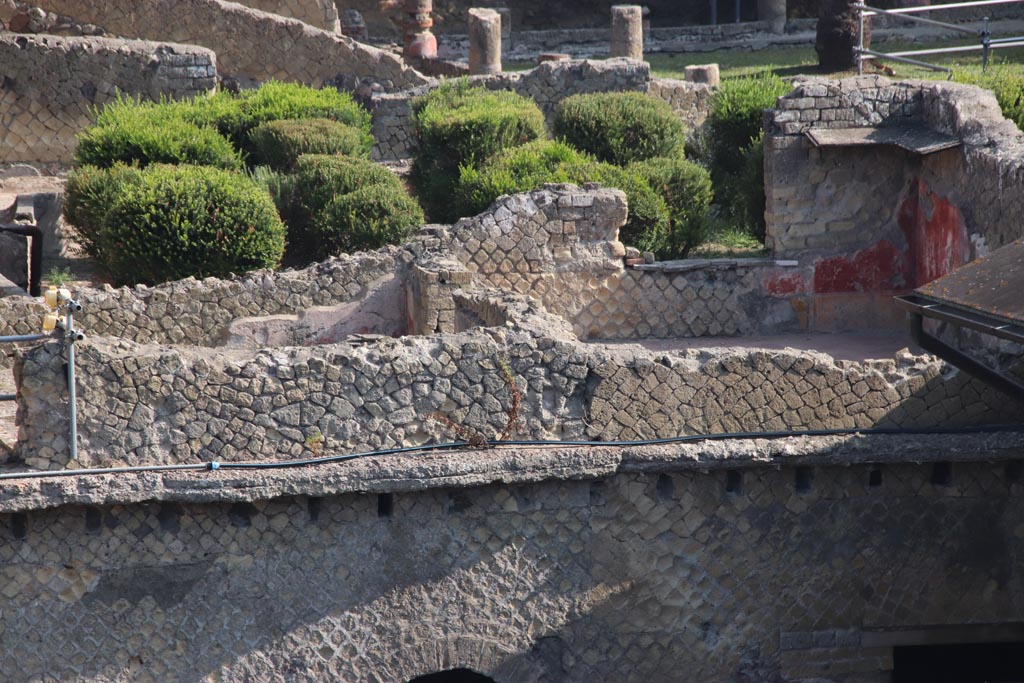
[1, 430, 1023, 513]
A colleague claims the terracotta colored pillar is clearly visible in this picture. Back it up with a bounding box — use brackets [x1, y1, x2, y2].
[468, 8, 502, 75]
[610, 5, 643, 60]
[403, 0, 437, 60]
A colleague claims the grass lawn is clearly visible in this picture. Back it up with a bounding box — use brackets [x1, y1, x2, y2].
[647, 39, 1024, 81]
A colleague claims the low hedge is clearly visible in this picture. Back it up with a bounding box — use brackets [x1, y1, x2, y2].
[281, 154, 423, 261]
[411, 80, 546, 222]
[76, 83, 372, 169]
[630, 155, 713, 257]
[455, 140, 670, 254]
[76, 165, 285, 285]
[75, 98, 242, 170]
[315, 185, 425, 256]
[553, 91, 687, 166]
[247, 118, 373, 170]
[63, 164, 145, 270]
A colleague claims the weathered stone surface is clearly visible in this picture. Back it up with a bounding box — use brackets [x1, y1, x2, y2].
[0, 455, 1022, 682]
[236, 0, 340, 31]
[609, 4, 643, 60]
[31, 0, 428, 90]
[0, 34, 217, 164]
[467, 7, 501, 75]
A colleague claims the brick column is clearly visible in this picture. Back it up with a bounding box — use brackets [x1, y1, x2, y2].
[402, 0, 436, 60]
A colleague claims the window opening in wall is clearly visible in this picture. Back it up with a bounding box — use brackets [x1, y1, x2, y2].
[892, 641, 1024, 683]
[408, 668, 496, 683]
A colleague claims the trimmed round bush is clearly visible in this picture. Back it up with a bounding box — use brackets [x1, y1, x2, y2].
[282, 154, 422, 262]
[315, 185, 425, 256]
[223, 81, 371, 153]
[101, 165, 285, 285]
[630, 156, 713, 257]
[553, 91, 686, 166]
[247, 118, 373, 170]
[75, 100, 242, 170]
[699, 73, 789, 237]
[455, 140, 669, 253]
[411, 80, 546, 222]
[63, 164, 145, 270]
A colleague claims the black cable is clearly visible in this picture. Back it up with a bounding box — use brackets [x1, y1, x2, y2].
[1, 423, 1021, 481]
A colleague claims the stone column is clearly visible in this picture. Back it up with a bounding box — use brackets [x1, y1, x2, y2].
[684, 63, 720, 87]
[468, 8, 502, 75]
[610, 5, 643, 60]
[403, 0, 437, 60]
[757, 0, 787, 33]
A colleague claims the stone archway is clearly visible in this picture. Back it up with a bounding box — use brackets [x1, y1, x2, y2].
[408, 669, 496, 683]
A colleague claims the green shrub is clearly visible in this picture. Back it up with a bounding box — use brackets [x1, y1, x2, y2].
[223, 81, 371, 152]
[454, 140, 669, 253]
[75, 97, 242, 170]
[314, 185, 425, 255]
[63, 164, 145, 269]
[953, 65, 1024, 132]
[704, 73, 789, 178]
[701, 73, 789, 237]
[553, 91, 687, 166]
[411, 80, 546, 221]
[247, 118, 373, 170]
[101, 165, 285, 285]
[630, 155, 714, 258]
[281, 154, 421, 261]
[455, 140, 584, 218]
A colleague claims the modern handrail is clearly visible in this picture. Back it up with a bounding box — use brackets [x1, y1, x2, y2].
[855, 0, 1024, 74]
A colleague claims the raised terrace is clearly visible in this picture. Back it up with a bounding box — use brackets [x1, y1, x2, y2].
[2, 3, 1024, 680]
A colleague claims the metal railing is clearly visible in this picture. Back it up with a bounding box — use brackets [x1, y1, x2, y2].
[0, 289, 83, 461]
[856, 0, 1024, 74]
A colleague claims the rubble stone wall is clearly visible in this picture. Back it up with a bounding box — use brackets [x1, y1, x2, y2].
[0, 34, 217, 164]
[371, 58, 653, 161]
[1, 457, 1022, 682]
[0, 250, 401, 348]
[31, 0, 428, 89]
[235, 0, 340, 32]
[412, 187, 803, 340]
[763, 76, 1024, 330]
[16, 309, 1015, 469]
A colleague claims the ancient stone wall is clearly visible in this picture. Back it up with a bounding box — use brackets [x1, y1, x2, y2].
[31, 0, 428, 89]
[647, 76, 714, 130]
[1, 454, 1022, 682]
[411, 186, 802, 340]
[236, 0, 340, 32]
[370, 58, 653, 161]
[15, 295, 1014, 469]
[763, 76, 1024, 331]
[0, 34, 217, 164]
[0, 249, 402, 348]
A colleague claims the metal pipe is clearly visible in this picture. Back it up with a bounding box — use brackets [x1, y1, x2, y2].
[859, 47, 953, 71]
[65, 303, 78, 464]
[859, 5, 980, 34]
[0, 224, 43, 296]
[862, 0, 1022, 15]
[0, 394, 15, 402]
[858, 2, 865, 75]
[0, 334, 48, 344]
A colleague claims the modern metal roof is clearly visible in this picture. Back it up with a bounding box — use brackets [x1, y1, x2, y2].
[805, 125, 961, 155]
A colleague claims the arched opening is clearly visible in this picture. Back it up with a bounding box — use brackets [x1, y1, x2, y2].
[408, 669, 495, 683]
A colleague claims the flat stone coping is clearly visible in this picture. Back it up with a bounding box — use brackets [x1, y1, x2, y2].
[805, 126, 961, 155]
[593, 331, 915, 363]
[631, 257, 798, 273]
[0, 430, 1022, 513]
